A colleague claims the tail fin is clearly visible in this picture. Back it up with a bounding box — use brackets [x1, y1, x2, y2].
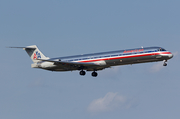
[24, 45, 49, 63]
[9, 45, 49, 63]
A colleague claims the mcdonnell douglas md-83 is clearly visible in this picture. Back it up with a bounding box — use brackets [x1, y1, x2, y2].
[10, 45, 173, 77]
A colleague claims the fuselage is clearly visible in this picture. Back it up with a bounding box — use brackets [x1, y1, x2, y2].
[11, 45, 173, 77]
[43, 47, 173, 71]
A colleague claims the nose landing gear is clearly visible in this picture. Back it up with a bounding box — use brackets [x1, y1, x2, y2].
[163, 60, 167, 66]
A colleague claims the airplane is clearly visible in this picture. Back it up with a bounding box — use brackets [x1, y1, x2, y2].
[9, 45, 173, 77]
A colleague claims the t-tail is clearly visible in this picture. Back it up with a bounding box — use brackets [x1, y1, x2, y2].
[9, 45, 49, 63]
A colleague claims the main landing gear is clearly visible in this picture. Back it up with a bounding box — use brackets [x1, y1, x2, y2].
[79, 70, 86, 76]
[79, 70, 98, 77]
[92, 71, 98, 77]
[163, 60, 167, 66]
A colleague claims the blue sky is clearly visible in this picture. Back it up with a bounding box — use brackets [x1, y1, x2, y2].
[1, 0, 180, 119]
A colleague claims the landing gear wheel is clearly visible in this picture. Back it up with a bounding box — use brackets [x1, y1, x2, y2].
[163, 62, 167, 66]
[80, 70, 86, 76]
[163, 60, 167, 66]
[92, 71, 98, 77]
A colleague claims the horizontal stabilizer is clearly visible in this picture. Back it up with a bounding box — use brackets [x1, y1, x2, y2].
[8, 45, 48, 63]
[8, 46, 36, 50]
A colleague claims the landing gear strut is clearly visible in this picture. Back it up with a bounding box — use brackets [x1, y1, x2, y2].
[79, 70, 86, 76]
[92, 71, 98, 77]
[163, 60, 167, 66]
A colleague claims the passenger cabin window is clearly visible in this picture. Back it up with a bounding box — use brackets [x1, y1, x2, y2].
[111, 55, 118, 57]
[82, 58, 88, 60]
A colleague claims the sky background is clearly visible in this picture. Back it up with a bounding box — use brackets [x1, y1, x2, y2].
[0, 0, 180, 119]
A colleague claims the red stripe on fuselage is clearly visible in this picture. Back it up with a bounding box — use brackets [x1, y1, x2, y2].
[77, 52, 171, 63]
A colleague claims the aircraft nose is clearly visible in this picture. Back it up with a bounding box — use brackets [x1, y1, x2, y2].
[168, 53, 173, 59]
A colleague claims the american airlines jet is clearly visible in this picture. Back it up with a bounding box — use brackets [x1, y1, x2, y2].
[10, 45, 173, 77]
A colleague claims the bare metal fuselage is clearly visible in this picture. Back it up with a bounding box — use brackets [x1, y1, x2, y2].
[38, 47, 173, 72]
[10, 45, 173, 77]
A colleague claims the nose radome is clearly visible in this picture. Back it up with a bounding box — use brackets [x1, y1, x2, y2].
[169, 53, 173, 58]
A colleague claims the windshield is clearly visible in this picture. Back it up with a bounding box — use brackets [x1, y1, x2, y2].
[158, 48, 166, 51]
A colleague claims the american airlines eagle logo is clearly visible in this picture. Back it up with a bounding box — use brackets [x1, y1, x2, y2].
[33, 51, 41, 59]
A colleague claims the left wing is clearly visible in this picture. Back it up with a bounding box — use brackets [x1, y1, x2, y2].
[37, 59, 109, 71]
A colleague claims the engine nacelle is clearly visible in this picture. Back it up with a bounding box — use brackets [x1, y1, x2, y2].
[40, 62, 55, 68]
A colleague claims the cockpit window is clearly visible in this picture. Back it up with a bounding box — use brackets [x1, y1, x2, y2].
[158, 48, 166, 51]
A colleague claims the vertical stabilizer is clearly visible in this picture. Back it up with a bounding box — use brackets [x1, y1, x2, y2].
[24, 45, 49, 63]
